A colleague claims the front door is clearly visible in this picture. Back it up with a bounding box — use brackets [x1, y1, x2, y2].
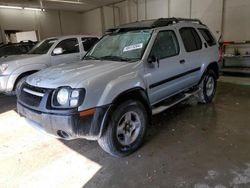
[145, 29, 187, 105]
[51, 38, 81, 66]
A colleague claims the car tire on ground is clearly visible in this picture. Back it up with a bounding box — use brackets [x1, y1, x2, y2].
[15, 76, 27, 95]
[197, 69, 217, 104]
[98, 100, 148, 157]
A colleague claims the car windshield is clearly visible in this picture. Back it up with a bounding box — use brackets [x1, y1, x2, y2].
[28, 38, 57, 54]
[84, 30, 152, 62]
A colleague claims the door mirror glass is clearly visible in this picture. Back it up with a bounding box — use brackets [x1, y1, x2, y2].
[148, 55, 157, 63]
[53, 47, 63, 55]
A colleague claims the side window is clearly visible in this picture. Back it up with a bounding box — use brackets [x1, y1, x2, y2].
[2, 46, 15, 55]
[12, 46, 22, 54]
[179, 27, 202, 52]
[198, 28, 216, 46]
[82, 37, 99, 52]
[150, 30, 179, 59]
[54, 38, 79, 55]
[18, 46, 29, 54]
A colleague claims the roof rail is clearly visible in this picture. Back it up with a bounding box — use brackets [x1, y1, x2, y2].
[152, 17, 204, 28]
[106, 17, 204, 33]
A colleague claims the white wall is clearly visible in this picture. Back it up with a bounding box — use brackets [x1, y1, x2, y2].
[81, 8, 103, 36]
[79, 0, 250, 42]
[191, 0, 223, 39]
[223, 0, 250, 41]
[0, 8, 82, 43]
[60, 11, 81, 36]
[0, 0, 237, 42]
[103, 6, 115, 31]
[36, 10, 61, 39]
[138, 0, 146, 20]
[146, 0, 169, 19]
[16, 31, 37, 42]
[169, 0, 190, 18]
[115, 1, 130, 25]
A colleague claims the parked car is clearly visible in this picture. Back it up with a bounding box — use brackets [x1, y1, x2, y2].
[17, 18, 219, 157]
[0, 40, 37, 58]
[0, 35, 99, 94]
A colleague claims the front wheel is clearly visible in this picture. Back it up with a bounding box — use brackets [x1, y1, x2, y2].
[98, 100, 148, 157]
[15, 76, 27, 95]
[197, 69, 217, 104]
[5, 76, 27, 96]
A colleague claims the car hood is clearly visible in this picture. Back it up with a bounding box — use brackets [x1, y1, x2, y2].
[0, 54, 49, 75]
[26, 60, 134, 88]
[0, 54, 41, 64]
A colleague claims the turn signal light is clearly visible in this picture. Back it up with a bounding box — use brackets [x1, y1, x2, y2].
[79, 108, 96, 117]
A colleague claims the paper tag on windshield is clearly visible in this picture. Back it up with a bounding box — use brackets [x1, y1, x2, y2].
[123, 43, 143, 52]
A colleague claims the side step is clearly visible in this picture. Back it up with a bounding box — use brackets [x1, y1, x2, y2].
[152, 90, 199, 115]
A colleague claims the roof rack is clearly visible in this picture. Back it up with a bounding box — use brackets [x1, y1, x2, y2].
[106, 17, 204, 33]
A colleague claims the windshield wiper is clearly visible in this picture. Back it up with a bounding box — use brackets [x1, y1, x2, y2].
[99, 55, 138, 62]
[83, 55, 100, 60]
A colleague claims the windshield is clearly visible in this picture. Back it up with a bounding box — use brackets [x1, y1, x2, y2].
[84, 30, 152, 62]
[29, 38, 57, 54]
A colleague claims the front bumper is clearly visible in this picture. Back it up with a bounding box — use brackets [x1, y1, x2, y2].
[17, 102, 109, 140]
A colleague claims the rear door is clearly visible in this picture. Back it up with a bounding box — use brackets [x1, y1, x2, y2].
[145, 29, 188, 104]
[197, 28, 219, 63]
[176, 26, 204, 86]
[51, 38, 81, 65]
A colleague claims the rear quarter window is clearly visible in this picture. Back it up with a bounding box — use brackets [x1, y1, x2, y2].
[179, 27, 202, 52]
[198, 28, 216, 46]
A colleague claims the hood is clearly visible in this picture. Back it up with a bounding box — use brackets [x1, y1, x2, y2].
[0, 54, 48, 75]
[0, 54, 41, 63]
[26, 60, 134, 88]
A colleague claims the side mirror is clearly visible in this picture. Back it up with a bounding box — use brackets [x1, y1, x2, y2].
[148, 55, 157, 64]
[148, 55, 160, 68]
[53, 47, 63, 55]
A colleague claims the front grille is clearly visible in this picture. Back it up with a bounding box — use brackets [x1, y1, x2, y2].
[19, 83, 48, 108]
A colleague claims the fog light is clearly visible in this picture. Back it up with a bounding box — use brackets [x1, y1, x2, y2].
[70, 99, 78, 107]
[57, 130, 70, 139]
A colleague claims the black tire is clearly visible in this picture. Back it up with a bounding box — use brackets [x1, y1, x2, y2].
[98, 100, 148, 157]
[15, 76, 27, 95]
[197, 69, 217, 104]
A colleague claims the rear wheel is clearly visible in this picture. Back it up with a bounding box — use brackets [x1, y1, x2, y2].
[98, 100, 148, 157]
[197, 69, 217, 104]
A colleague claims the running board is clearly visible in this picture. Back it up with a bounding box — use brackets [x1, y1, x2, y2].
[152, 90, 199, 115]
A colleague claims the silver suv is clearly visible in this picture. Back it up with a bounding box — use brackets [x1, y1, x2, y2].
[17, 18, 219, 157]
[0, 35, 98, 94]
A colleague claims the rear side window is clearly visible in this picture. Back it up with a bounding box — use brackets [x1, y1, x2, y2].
[179, 27, 202, 52]
[150, 30, 179, 59]
[198, 28, 216, 46]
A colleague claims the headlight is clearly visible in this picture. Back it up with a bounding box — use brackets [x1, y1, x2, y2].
[0, 64, 8, 73]
[52, 87, 85, 108]
[57, 88, 69, 105]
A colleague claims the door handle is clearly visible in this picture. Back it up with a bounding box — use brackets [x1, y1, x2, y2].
[180, 59, 185, 64]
